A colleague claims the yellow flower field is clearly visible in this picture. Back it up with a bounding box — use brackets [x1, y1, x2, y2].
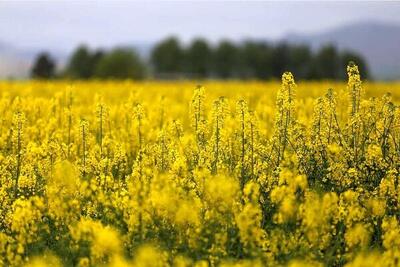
[1, 64, 400, 266]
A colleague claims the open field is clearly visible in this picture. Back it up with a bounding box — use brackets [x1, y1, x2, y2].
[1, 65, 400, 266]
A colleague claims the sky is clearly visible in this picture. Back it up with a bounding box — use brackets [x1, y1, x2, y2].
[0, 1, 400, 52]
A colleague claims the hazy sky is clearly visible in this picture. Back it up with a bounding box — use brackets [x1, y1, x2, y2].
[1, 1, 400, 51]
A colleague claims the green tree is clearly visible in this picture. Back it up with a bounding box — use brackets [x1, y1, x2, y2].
[94, 48, 146, 79]
[91, 50, 105, 70]
[66, 45, 104, 79]
[288, 45, 312, 79]
[240, 41, 272, 80]
[31, 52, 56, 79]
[271, 43, 290, 79]
[312, 45, 341, 79]
[151, 37, 184, 76]
[184, 38, 212, 78]
[213, 40, 239, 79]
[67, 45, 92, 79]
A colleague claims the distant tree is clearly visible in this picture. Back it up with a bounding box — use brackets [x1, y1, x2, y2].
[67, 45, 91, 79]
[288, 45, 312, 79]
[340, 51, 369, 80]
[271, 43, 290, 79]
[31, 52, 56, 79]
[240, 41, 272, 79]
[214, 40, 239, 79]
[184, 38, 212, 78]
[312, 45, 341, 79]
[90, 50, 105, 72]
[141, 37, 371, 81]
[151, 37, 184, 76]
[94, 48, 145, 79]
[67, 45, 105, 79]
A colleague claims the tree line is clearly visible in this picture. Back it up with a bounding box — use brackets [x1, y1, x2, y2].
[31, 36, 369, 80]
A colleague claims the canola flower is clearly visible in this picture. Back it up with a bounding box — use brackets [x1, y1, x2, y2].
[0, 63, 399, 266]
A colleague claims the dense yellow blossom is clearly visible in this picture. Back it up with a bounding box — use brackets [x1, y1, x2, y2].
[0, 63, 399, 266]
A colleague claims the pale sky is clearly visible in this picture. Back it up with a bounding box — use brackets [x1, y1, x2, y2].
[1, 1, 400, 51]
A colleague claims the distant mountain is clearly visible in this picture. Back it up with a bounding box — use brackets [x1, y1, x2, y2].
[283, 21, 400, 80]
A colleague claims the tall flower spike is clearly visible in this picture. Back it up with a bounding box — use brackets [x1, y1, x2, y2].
[347, 61, 363, 116]
[273, 71, 297, 166]
[211, 96, 228, 174]
[190, 85, 206, 147]
[133, 103, 144, 151]
[80, 118, 89, 177]
[95, 97, 107, 155]
[347, 62, 364, 160]
[236, 99, 249, 189]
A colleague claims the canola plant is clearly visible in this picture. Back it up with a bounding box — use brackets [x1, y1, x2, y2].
[0, 63, 400, 266]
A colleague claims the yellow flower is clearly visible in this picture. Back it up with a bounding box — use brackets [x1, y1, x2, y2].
[345, 223, 370, 249]
[78, 257, 90, 267]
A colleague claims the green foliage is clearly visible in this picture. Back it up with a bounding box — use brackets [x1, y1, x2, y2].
[35, 38, 369, 81]
[31, 52, 56, 79]
[94, 48, 146, 80]
[213, 40, 240, 79]
[184, 38, 212, 78]
[240, 41, 272, 79]
[312, 45, 341, 79]
[150, 36, 369, 80]
[288, 45, 313, 79]
[66, 45, 104, 79]
[151, 37, 184, 76]
[271, 43, 291, 79]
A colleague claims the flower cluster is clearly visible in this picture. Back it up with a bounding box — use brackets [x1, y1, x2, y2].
[0, 63, 399, 266]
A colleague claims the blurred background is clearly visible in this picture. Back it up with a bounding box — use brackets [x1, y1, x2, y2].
[0, 1, 399, 80]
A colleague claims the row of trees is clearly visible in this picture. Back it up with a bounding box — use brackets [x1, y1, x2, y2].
[151, 38, 369, 80]
[31, 47, 145, 80]
[31, 37, 369, 80]
[65, 47, 145, 79]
